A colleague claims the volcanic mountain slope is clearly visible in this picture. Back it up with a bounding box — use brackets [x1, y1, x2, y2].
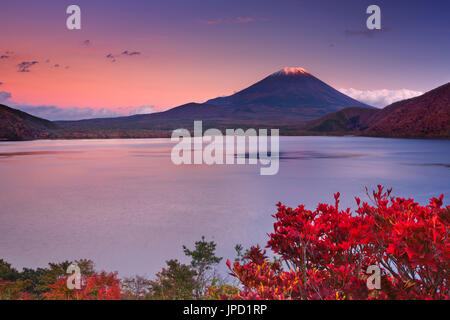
[53, 103, 239, 138]
[0, 104, 57, 140]
[305, 83, 450, 138]
[206, 67, 373, 121]
[57, 103, 233, 129]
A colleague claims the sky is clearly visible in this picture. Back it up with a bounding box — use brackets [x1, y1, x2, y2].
[0, 0, 449, 120]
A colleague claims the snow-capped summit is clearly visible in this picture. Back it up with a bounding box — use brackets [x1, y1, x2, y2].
[273, 67, 311, 76]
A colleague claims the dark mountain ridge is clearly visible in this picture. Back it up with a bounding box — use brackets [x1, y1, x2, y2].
[306, 83, 450, 138]
[364, 82, 450, 138]
[0, 104, 57, 140]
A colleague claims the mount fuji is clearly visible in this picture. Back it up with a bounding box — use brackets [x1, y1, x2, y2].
[205, 67, 373, 121]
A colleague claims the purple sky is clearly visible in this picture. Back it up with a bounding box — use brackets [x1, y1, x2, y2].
[0, 0, 449, 119]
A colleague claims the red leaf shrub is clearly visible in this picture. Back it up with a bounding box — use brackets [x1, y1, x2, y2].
[226, 186, 449, 300]
[43, 271, 122, 300]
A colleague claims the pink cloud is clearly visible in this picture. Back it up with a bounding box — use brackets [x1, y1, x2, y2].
[234, 17, 255, 23]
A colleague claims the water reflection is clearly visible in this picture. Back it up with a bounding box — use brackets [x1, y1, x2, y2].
[0, 137, 448, 277]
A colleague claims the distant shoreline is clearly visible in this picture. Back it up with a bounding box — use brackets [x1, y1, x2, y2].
[1, 134, 449, 143]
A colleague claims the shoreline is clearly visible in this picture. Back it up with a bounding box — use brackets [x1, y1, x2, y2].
[2, 134, 449, 143]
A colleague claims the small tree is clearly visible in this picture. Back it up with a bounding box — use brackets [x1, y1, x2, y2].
[0, 259, 20, 282]
[148, 260, 197, 300]
[183, 236, 223, 298]
[122, 275, 152, 299]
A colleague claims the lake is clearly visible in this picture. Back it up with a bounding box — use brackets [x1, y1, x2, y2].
[0, 137, 449, 277]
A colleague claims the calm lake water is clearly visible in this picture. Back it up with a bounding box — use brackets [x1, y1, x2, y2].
[0, 137, 449, 277]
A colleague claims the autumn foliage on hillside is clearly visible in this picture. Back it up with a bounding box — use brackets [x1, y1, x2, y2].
[42, 272, 122, 300]
[225, 187, 449, 300]
[364, 83, 450, 138]
[0, 260, 122, 300]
